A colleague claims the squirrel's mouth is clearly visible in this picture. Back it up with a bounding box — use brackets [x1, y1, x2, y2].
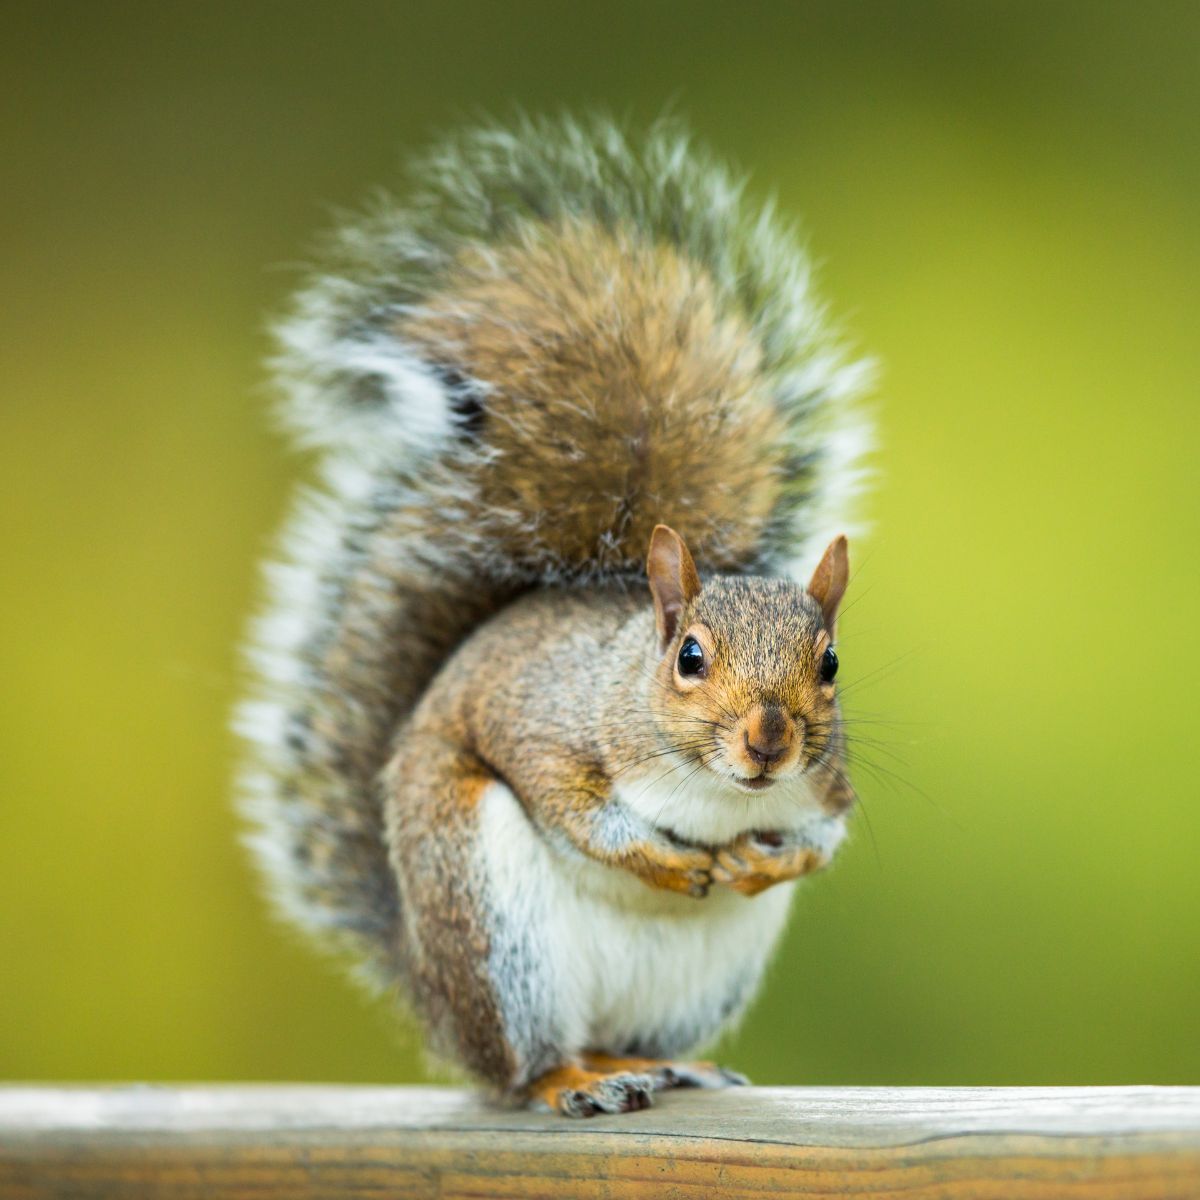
[736, 774, 775, 792]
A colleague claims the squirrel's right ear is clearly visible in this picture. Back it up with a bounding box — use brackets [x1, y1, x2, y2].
[807, 534, 850, 633]
[647, 525, 702, 650]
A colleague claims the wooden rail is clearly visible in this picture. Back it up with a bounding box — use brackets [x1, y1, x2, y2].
[2, 1085, 1199, 1198]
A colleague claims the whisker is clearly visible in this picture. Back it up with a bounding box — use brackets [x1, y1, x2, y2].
[652, 745, 722, 827]
[836, 649, 919, 699]
[824, 758, 883, 871]
[610, 740, 715, 779]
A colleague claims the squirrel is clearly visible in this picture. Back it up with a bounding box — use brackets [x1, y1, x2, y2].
[236, 114, 872, 1117]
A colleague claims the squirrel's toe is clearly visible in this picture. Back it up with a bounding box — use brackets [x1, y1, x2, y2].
[557, 1071, 656, 1117]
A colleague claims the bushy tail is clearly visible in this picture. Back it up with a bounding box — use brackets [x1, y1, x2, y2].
[235, 114, 871, 986]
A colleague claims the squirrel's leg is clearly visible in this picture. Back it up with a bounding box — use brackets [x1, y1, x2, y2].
[530, 769, 715, 897]
[388, 733, 666, 1115]
[386, 733, 544, 1091]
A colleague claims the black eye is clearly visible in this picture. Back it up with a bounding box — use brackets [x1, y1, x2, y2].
[819, 646, 839, 683]
[677, 636, 705, 677]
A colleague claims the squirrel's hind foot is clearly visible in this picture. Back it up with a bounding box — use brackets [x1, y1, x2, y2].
[581, 1052, 749, 1093]
[523, 1054, 746, 1118]
[525, 1064, 656, 1117]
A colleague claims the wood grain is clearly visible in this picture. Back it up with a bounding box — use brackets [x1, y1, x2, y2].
[1, 1086, 1198, 1199]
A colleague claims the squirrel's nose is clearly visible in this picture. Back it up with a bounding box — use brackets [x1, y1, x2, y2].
[744, 729, 787, 767]
[742, 703, 795, 767]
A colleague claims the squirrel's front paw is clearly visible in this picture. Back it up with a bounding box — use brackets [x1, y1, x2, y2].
[712, 831, 827, 897]
[628, 839, 713, 898]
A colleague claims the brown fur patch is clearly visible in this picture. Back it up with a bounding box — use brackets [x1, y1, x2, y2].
[400, 221, 786, 573]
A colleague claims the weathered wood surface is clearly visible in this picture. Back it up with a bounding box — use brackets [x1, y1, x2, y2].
[2, 1085, 1199, 1199]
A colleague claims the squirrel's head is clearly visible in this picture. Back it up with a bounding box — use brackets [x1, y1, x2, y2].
[646, 525, 849, 795]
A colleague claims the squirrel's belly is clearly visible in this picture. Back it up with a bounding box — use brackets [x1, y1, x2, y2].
[475, 781, 796, 1065]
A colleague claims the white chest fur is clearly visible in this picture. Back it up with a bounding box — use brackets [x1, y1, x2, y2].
[475, 775, 843, 1078]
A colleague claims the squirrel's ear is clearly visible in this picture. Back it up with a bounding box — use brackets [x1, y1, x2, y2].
[647, 525, 702, 649]
[807, 535, 850, 632]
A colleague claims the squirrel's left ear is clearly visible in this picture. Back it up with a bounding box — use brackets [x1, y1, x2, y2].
[807, 535, 850, 633]
[647, 524, 702, 650]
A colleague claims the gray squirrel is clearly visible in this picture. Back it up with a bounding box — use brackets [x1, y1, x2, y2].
[236, 114, 872, 1115]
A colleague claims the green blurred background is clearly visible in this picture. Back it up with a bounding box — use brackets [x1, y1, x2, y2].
[3, 1, 1198, 1087]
